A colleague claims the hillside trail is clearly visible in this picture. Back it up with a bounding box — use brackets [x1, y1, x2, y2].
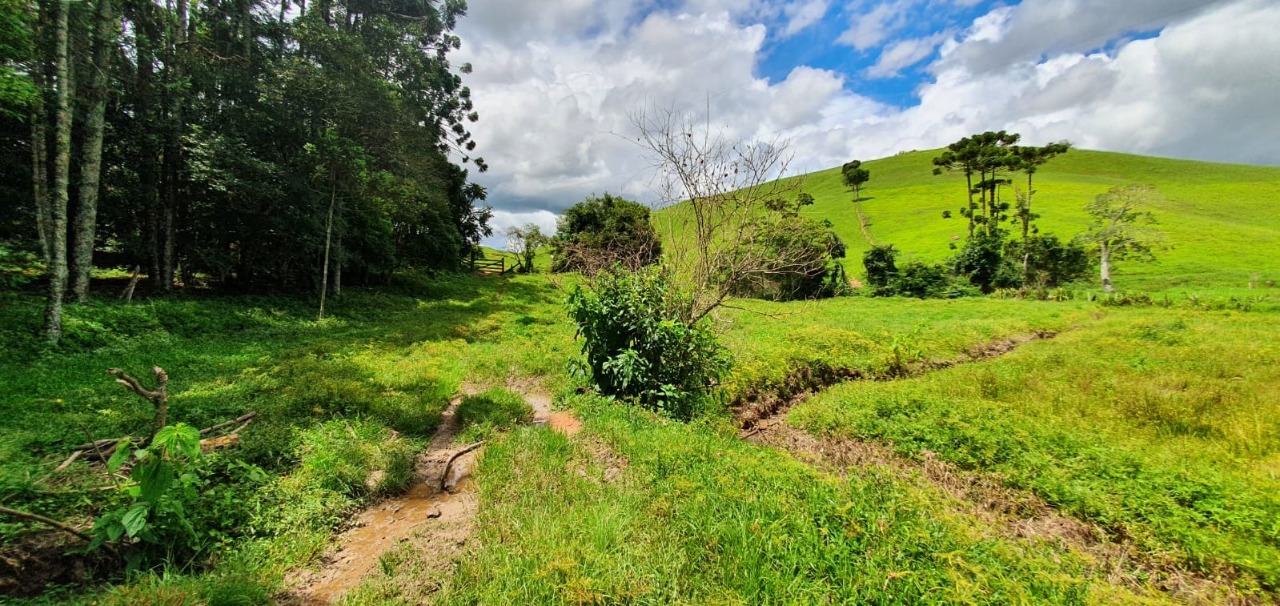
[736, 329, 1258, 605]
[854, 200, 875, 245]
[282, 381, 579, 604]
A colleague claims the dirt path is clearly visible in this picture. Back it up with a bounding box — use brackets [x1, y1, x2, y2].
[735, 330, 1057, 432]
[737, 331, 1259, 605]
[854, 201, 875, 246]
[283, 382, 581, 604]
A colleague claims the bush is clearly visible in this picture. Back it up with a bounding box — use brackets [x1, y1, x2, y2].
[862, 244, 899, 293]
[566, 266, 730, 420]
[1005, 234, 1090, 287]
[951, 232, 1020, 293]
[893, 262, 952, 299]
[733, 215, 849, 301]
[550, 193, 662, 273]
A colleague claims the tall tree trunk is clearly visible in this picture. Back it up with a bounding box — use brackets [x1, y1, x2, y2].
[964, 170, 974, 238]
[134, 7, 160, 284]
[1099, 242, 1113, 293]
[318, 183, 336, 320]
[31, 72, 50, 266]
[332, 235, 342, 298]
[159, 0, 188, 292]
[71, 0, 117, 302]
[43, 0, 73, 344]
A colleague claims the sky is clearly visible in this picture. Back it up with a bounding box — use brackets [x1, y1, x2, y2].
[450, 0, 1280, 244]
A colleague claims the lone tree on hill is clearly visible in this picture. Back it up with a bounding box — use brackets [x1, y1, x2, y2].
[842, 160, 870, 203]
[1076, 185, 1166, 293]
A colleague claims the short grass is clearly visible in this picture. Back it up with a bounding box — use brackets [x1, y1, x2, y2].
[656, 149, 1280, 293]
[0, 272, 574, 602]
[787, 306, 1280, 593]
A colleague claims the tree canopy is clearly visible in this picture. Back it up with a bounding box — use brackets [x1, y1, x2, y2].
[550, 193, 662, 273]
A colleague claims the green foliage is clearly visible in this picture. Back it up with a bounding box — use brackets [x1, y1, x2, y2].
[892, 261, 953, 299]
[91, 423, 205, 562]
[841, 159, 870, 201]
[733, 213, 849, 301]
[861, 244, 899, 291]
[1006, 234, 1090, 287]
[550, 194, 662, 272]
[456, 388, 534, 442]
[566, 266, 729, 420]
[950, 231, 1020, 293]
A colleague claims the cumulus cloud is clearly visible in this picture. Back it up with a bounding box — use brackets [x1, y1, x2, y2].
[454, 0, 1280, 224]
[837, 2, 908, 50]
[781, 0, 831, 37]
[866, 32, 951, 78]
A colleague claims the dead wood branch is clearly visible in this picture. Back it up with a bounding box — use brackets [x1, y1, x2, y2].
[0, 506, 93, 543]
[70, 412, 256, 460]
[440, 441, 486, 492]
[107, 367, 168, 438]
[54, 450, 83, 473]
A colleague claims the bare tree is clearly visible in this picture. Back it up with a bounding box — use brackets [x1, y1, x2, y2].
[632, 105, 815, 321]
[503, 223, 547, 273]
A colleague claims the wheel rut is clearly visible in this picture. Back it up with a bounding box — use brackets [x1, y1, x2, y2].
[737, 329, 1264, 605]
[282, 381, 581, 604]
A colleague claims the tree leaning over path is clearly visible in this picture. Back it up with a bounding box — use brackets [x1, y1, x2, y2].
[1077, 185, 1166, 293]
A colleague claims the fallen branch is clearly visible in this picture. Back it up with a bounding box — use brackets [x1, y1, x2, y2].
[440, 441, 486, 492]
[54, 450, 84, 473]
[70, 412, 257, 460]
[0, 506, 93, 543]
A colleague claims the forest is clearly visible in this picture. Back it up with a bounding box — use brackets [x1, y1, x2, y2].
[0, 0, 491, 343]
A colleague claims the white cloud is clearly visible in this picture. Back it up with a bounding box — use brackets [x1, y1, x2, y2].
[455, 0, 1280, 223]
[781, 0, 831, 37]
[837, 2, 908, 50]
[865, 32, 950, 78]
[485, 210, 560, 250]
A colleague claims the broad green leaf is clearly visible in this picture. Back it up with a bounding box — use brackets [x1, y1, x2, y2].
[121, 504, 149, 538]
[106, 438, 133, 473]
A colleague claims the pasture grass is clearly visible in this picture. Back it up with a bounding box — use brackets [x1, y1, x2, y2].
[655, 148, 1280, 293]
[787, 306, 1280, 594]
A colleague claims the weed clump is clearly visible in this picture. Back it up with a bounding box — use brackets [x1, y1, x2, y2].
[567, 267, 730, 420]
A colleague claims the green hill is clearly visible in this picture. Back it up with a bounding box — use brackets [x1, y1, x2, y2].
[787, 149, 1280, 292]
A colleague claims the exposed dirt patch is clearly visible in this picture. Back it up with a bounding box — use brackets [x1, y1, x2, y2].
[735, 330, 1057, 431]
[0, 531, 115, 597]
[748, 423, 1260, 605]
[283, 381, 585, 604]
[283, 387, 484, 604]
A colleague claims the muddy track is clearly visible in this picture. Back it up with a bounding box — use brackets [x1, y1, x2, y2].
[282, 382, 582, 604]
[736, 330, 1267, 605]
[735, 329, 1057, 432]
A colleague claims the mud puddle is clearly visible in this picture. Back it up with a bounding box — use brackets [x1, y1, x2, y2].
[285, 382, 582, 604]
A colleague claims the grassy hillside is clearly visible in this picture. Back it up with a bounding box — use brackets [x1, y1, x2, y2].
[659, 149, 1280, 293]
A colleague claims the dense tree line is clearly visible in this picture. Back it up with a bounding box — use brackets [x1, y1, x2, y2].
[0, 0, 490, 341]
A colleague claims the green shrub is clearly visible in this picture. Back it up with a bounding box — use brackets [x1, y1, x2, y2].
[1006, 234, 1090, 287]
[550, 193, 662, 273]
[951, 231, 1020, 293]
[861, 244, 899, 292]
[892, 261, 952, 299]
[567, 266, 730, 420]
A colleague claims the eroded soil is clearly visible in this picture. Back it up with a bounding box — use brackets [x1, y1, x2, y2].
[740, 330, 1264, 605]
[284, 381, 582, 604]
